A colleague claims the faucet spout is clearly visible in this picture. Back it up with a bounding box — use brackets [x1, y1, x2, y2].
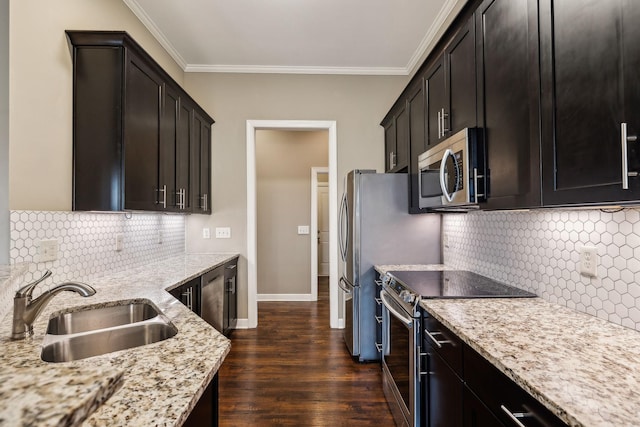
[11, 272, 96, 340]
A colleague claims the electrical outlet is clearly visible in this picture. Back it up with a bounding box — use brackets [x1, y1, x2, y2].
[37, 239, 59, 262]
[203, 228, 211, 239]
[115, 234, 124, 252]
[215, 227, 231, 239]
[157, 230, 163, 244]
[579, 246, 598, 277]
[297, 225, 310, 235]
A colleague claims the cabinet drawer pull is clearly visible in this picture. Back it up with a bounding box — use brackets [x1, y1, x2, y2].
[424, 329, 451, 348]
[621, 122, 638, 189]
[375, 315, 382, 324]
[441, 108, 449, 136]
[226, 264, 237, 270]
[437, 110, 442, 138]
[375, 342, 383, 353]
[500, 405, 532, 427]
[375, 279, 383, 287]
[156, 185, 167, 208]
[375, 297, 382, 305]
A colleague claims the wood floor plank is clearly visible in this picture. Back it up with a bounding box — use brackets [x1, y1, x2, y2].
[218, 278, 395, 426]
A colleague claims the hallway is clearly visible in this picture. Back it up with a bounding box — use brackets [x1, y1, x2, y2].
[218, 279, 395, 426]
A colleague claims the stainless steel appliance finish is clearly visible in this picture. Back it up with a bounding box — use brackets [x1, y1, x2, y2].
[381, 288, 422, 427]
[339, 170, 441, 362]
[201, 267, 225, 332]
[418, 128, 486, 210]
[381, 269, 536, 427]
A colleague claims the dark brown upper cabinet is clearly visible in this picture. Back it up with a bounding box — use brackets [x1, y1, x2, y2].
[192, 109, 212, 214]
[426, 16, 477, 148]
[407, 77, 429, 213]
[381, 102, 409, 173]
[540, 0, 640, 206]
[475, 0, 541, 210]
[67, 30, 214, 214]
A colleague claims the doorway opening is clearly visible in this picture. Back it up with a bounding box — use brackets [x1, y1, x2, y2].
[312, 167, 329, 299]
[246, 120, 339, 329]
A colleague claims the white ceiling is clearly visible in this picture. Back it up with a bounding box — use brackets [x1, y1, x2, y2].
[123, 0, 468, 75]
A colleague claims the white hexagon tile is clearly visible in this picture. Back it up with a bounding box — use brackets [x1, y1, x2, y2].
[5, 211, 185, 312]
[443, 209, 640, 332]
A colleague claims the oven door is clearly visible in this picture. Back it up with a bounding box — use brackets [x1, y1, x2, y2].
[381, 290, 420, 427]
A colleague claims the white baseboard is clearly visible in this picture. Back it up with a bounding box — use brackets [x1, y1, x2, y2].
[234, 318, 251, 329]
[257, 293, 315, 301]
[234, 316, 343, 330]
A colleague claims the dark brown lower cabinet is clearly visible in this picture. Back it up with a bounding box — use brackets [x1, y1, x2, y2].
[463, 386, 504, 427]
[183, 374, 219, 427]
[464, 346, 566, 427]
[427, 351, 464, 427]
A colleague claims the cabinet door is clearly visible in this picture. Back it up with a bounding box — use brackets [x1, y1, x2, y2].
[426, 57, 447, 148]
[177, 98, 193, 211]
[160, 83, 179, 211]
[446, 16, 476, 135]
[383, 116, 396, 172]
[428, 350, 464, 427]
[394, 103, 410, 172]
[408, 77, 429, 213]
[540, 0, 640, 205]
[463, 386, 505, 427]
[191, 110, 212, 214]
[476, 0, 541, 209]
[383, 103, 409, 173]
[124, 53, 162, 211]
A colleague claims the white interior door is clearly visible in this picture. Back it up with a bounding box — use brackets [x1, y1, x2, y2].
[317, 183, 330, 276]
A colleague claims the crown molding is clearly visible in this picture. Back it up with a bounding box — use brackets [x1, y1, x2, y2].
[184, 64, 408, 75]
[405, 0, 469, 76]
[123, 0, 188, 70]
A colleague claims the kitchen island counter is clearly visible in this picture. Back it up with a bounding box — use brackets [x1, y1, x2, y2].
[0, 253, 237, 426]
[421, 297, 640, 427]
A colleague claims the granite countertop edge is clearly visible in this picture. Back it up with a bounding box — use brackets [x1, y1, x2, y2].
[0, 253, 239, 427]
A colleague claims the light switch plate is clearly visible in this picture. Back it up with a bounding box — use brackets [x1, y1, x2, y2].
[215, 227, 231, 239]
[579, 246, 598, 277]
[202, 228, 211, 239]
[298, 225, 310, 235]
[115, 234, 124, 252]
[37, 239, 59, 262]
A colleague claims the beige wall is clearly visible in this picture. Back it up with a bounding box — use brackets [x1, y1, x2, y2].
[0, 0, 8, 263]
[183, 72, 408, 318]
[8, 0, 185, 211]
[256, 130, 328, 295]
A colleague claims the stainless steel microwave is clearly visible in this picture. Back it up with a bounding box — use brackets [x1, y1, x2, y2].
[417, 128, 486, 210]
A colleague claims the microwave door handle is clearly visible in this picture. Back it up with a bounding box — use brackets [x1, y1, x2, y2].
[439, 149, 454, 202]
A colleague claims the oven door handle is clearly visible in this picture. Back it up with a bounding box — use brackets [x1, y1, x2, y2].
[380, 290, 413, 328]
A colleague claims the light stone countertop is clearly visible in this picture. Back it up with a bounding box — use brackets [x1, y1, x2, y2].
[0, 253, 238, 427]
[421, 297, 640, 427]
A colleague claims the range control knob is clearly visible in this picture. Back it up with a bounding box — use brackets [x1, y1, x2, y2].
[399, 290, 415, 304]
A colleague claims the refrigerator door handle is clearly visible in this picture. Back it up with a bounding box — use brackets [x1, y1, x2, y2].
[338, 277, 352, 294]
[339, 193, 348, 261]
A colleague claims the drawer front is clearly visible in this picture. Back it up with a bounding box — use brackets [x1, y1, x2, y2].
[423, 312, 464, 377]
[428, 350, 464, 427]
[464, 346, 567, 427]
[463, 385, 505, 427]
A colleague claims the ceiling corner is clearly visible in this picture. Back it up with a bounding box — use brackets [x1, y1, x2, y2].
[122, 0, 188, 71]
[405, 0, 469, 76]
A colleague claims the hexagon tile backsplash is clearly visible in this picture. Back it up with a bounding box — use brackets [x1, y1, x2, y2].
[443, 209, 640, 332]
[3, 210, 185, 318]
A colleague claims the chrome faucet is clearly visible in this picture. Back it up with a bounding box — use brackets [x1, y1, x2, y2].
[11, 270, 96, 340]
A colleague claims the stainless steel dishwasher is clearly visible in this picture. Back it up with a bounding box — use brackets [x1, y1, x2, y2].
[200, 267, 225, 333]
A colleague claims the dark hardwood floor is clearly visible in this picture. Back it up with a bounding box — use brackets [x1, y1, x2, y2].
[218, 277, 395, 426]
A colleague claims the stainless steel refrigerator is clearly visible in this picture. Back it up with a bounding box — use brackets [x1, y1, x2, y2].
[339, 170, 441, 361]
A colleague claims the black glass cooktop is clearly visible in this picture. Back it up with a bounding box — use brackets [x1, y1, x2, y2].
[387, 270, 536, 299]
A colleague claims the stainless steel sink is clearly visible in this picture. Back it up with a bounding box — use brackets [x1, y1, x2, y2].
[40, 301, 178, 363]
[46, 302, 160, 335]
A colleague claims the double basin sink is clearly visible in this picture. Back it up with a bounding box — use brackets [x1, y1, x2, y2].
[41, 301, 178, 363]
